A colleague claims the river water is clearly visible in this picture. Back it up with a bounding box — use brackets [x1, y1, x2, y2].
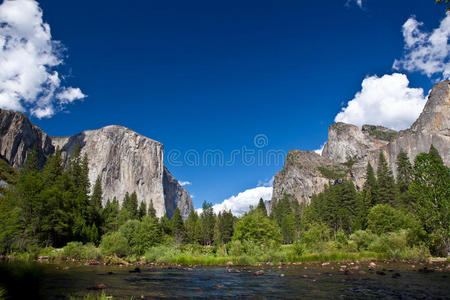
[6, 261, 450, 299]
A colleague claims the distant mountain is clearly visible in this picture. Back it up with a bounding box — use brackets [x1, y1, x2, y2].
[0, 112, 193, 219]
[272, 80, 450, 205]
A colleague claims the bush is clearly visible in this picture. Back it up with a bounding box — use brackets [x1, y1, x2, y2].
[367, 205, 419, 235]
[83, 243, 101, 260]
[292, 240, 305, 256]
[300, 223, 330, 251]
[349, 230, 378, 251]
[232, 211, 281, 245]
[228, 240, 244, 257]
[144, 245, 182, 263]
[100, 232, 129, 257]
[335, 230, 348, 249]
[63, 242, 84, 259]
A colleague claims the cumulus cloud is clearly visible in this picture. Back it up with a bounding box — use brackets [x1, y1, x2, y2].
[393, 13, 450, 80]
[0, 0, 86, 118]
[197, 186, 273, 216]
[334, 73, 426, 130]
[178, 181, 191, 187]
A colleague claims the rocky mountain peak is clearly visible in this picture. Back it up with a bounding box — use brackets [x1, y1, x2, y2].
[272, 80, 449, 206]
[410, 80, 449, 135]
[0, 110, 193, 219]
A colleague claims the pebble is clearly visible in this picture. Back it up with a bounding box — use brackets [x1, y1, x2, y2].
[254, 270, 265, 276]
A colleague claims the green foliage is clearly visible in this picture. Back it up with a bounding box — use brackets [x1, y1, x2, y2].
[62, 242, 100, 260]
[100, 231, 129, 257]
[317, 165, 347, 180]
[375, 152, 396, 205]
[233, 210, 281, 245]
[367, 204, 419, 235]
[257, 198, 267, 216]
[101, 197, 119, 233]
[409, 146, 450, 256]
[185, 210, 202, 244]
[200, 201, 215, 245]
[147, 200, 156, 218]
[308, 180, 358, 234]
[299, 222, 330, 251]
[171, 207, 185, 244]
[363, 125, 397, 142]
[213, 210, 234, 245]
[350, 230, 378, 251]
[138, 201, 147, 219]
[121, 192, 138, 220]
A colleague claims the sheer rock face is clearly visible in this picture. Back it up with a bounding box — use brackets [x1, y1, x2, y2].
[272, 81, 450, 205]
[0, 112, 193, 219]
[272, 151, 334, 205]
[53, 125, 168, 218]
[0, 109, 54, 168]
[163, 166, 193, 219]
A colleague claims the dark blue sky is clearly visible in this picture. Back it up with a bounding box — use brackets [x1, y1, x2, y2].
[33, 0, 445, 208]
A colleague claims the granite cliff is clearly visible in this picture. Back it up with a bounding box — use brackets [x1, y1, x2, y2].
[272, 80, 450, 205]
[0, 111, 193, 219]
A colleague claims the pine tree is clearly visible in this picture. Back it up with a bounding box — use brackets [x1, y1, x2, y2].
[375, 152, 396, 205]
[257, 198, 267, 216]
[220, 210, 234, 244]
[40, 150, 68, 246]
[171, 207, 185, 244]
[138, 201, 147, 220]
[200, 201, 215, 245]
[410, 147, 449, 256]
[363, 163, 377, 207]
[102, 197, 120, 232]
[185, 209, 202, 244]
[89, 177, 103, 241]
[160, 213, 173, 235]
[213, 212, 223, 245]
[15, 146, 43, 246]
[148, 200, 156, 218]
[129, 192, 138, 219]
[396, 151, 413, 193]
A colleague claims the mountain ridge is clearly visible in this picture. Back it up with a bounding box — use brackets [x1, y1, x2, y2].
[0, 110, 193, 219]
[272, 80, 450, 206]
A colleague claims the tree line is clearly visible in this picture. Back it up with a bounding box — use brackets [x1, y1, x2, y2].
[0, 145, 448, 258]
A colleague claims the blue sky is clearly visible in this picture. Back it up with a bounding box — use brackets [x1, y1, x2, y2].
[0, 0, 448, 212]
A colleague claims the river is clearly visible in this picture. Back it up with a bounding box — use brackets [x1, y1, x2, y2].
[2, 261, 450, 299]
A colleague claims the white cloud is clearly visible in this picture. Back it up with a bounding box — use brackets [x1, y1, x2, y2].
[314, 143, 325, 155]
[393, 13, 450, 80]
[0, 0, 85, 118]
[197, 186, 273, 217]
[334, 73, 426, 130]
[178, 181, 191, 187]
[56, 87, 86, 104]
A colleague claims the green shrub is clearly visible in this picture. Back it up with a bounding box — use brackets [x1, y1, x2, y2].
[82, 243, 100, 260]
[300, 223, 330, 251]
[349, 230, 378, 251]
[100, 232, 129, 257]
[228, 240, 244, 257]
[144, 245, 182, 263]
[63, 242, 84, 259]
[367, 205, 420, 235]
[292, 240, 305, 256]
[335, 230, 348, 249]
